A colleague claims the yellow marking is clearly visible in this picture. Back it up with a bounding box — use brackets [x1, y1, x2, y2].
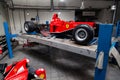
[14, 68, 17, 72]
[39, 74, 45, 79]
[66, 24, 69, 28]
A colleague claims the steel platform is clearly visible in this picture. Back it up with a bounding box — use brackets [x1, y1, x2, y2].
[19, 34, 97, 59]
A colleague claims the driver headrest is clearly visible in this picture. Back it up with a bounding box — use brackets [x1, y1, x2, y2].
[52, 13, 59, 19]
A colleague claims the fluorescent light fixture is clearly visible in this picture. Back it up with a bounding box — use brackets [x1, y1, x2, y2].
[60, 0, 64, 2]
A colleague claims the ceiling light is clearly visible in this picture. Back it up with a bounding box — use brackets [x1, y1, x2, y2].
[80, 0, 85, 9]
[60, 0, 64, 2]
[111, 5, 116, 10]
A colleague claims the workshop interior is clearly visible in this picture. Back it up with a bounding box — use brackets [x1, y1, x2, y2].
[0, 0, 120, 80]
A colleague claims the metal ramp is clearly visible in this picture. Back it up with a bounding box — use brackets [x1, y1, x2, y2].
[19, 34, 97, 59]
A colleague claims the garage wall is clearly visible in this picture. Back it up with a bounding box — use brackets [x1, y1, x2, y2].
[98, 9, 113, 23]
[115, 2, 120, 23]
[8, 0, 114, 34]
[9, 9, 25, 34]
[9, 9, 114, 34]
[97, 2, 120, 24]
[38, 11, 75, 23]
[9, 9, 75, 34]
[0, 3, 9, 35]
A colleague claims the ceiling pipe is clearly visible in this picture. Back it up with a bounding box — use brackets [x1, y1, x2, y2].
[9, 6, 104, 11]
[9, 5, 81, 10]
[51, 0, 54, 11]
[9, 7, 75, 10]
[10, 0, 14, 8]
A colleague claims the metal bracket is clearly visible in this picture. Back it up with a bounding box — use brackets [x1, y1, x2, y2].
[95, 51, 104, 69]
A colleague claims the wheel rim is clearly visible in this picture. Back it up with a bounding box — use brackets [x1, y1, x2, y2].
[75, 28, 88, 41]
[24, 24, 29, 31]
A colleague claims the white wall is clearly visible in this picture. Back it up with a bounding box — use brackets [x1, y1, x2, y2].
[0, 3, 8, 35]
[9, 9, 25, 34]
[9, 9, 75, 34]
[38, 11, 75, 23]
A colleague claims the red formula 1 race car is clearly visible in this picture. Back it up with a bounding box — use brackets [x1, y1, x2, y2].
[24, 13, 99, 45]
[0, 58, 46, 80]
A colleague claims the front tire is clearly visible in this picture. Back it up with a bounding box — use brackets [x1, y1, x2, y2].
[73, 24, 94, 45]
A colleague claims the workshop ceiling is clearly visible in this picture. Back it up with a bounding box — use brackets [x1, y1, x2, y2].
[5, 0, 114, 9]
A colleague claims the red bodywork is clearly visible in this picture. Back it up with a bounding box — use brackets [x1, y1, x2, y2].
[4, 58, 29, 80]
[3, 58, 46, 80]
[0, 46, 2, 54]
[35, 68, 46, 80]
[50, 14, 96, 33]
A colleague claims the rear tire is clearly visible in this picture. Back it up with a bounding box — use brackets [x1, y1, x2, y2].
[24, 21, 36, 33]
[73, 24, 94, 45]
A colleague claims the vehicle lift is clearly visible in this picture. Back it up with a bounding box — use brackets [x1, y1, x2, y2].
[3, 21, 120, 80]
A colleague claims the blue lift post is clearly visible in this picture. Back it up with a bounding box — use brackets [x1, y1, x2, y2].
[113, 21, 120, 47]
[3, 22, 18, 58]
[115, 21, 120, 38]
[94, 24, 113, 80]
[109, 21, 120, 51]
[27, 31, 37, 35]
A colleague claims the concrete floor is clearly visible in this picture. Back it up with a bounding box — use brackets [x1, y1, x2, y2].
[0, 45, 120, 80]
